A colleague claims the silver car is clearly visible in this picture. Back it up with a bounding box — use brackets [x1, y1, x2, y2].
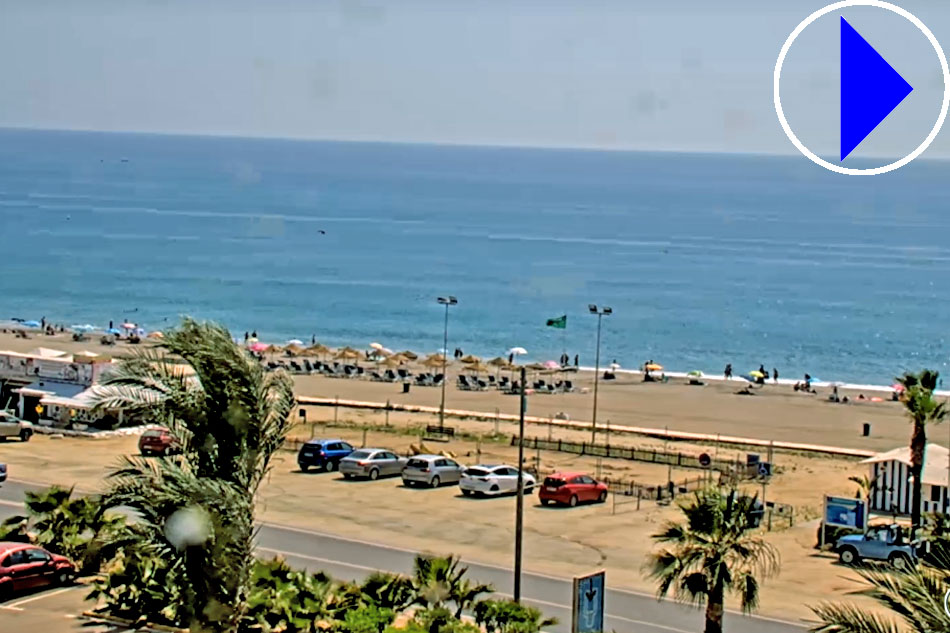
[402, 455, 464, 488]
[0, 411, 33, 442]
[339, 448, 407, 480]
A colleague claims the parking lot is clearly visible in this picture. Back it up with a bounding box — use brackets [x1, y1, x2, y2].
[0, 583, 127, 633]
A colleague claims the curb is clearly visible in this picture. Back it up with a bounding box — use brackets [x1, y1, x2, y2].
[80, 610, 187, 633]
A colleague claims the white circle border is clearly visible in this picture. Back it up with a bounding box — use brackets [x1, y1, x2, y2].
[774, 0, 950, 175]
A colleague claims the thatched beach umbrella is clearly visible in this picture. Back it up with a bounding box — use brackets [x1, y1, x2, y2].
[487, 356, 508, 367]
[460, 354, 481, 364]
[284, 344, 302, 357]
[305, 343, 331, 359]
[335, 347, 362, 362]
[379, 356, 402, 369]
[465, 361, 490, 373]
[399, 350, 419, 360]
[422, 355, 447, 369]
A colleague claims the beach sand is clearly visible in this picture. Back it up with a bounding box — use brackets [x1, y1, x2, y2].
[0, 330, 920, 454]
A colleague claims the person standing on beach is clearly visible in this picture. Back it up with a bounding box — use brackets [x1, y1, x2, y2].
[509, 352, 514, 364]
[773, 367, 779, 383]
[311, 334, 316, 345]
[724, 363, 732, 380]
[244, 331, 249, 342]
[574, 354, 579, 367]
[109, 320, 113, 330]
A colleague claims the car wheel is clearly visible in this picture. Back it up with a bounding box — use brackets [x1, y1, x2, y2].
[569, 495, 578, 507]
[19, 429, 31, 442]
[838, 548, 858, 565]
[0, 581, 11, 602]
[461, 489, 472, 496]
[326, 461, 336, 472]
[300, 464, 310, 473]
[598, 491, 608, 503]
[490, 484, 499, 494]
[342, 473, 352, 479]
[369, 468, 380, 481]
[57, 570, 73, 586]
[889, 553, 912, 570]
[541, 498, 550, 506]
[430, 476, 441, 488]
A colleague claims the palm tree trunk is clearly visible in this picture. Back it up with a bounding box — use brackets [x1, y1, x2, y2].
[910, 420, 927, 538]
[704, 578, 725, 633]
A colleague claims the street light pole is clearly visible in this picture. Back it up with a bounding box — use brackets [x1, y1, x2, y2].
[514, 366, 526, 603]
[588, 305, 611, 445]
[437, 296, 457, 430]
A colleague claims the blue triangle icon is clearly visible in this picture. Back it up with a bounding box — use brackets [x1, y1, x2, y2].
[840, 16, 913, 160]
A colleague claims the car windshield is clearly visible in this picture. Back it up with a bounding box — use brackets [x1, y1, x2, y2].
[407, 458, 429, 468]
[464, 468, 489, 477]
[348, 451, 371, 460]
[544, 477, 566, 488]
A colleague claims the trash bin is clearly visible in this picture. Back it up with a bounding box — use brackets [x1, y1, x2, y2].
[862, 422, 871, 436]
[403, 382, 410, 394]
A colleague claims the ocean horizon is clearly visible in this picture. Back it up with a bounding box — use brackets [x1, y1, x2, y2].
[1, 127, 948, 386]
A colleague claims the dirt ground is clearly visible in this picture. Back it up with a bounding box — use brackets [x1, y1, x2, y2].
[0, 422, 872, 624]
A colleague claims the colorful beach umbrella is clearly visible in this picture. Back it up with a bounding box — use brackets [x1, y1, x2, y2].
[543, 360, 560, 369]
[248, 342, 269, 352]
[508, 347, 528, 356]
[369, 342, 384, 351]
[645, 363, 663, 372]
[22, 320, 41, 329]
[121, 322, 137, 330]
[749, 370, 766, 378]
[147, 331, 164, 339]
[687, 370, 703, 377]
[890, 383, 906, 392]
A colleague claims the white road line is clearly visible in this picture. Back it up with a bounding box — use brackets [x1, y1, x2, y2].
[0, 500, 23, 508]
[6, 585, 79, 608]
[0, 605, 24, 612]
[259, 546, 693, 633]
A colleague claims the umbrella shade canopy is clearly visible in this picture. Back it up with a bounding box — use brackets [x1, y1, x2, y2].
[487, 356, 509, 367]
[147, 331, 164, 339]
[248, 342, 269, 352]
[335, 348, 362, 360]
[105, 328, 123, 335]
[305, 344, 331, 355]
[687, 370, 703, 377]
[266, 344, 284, 353]
[399, 350, 419, 360]
[526, 362, 547, 371]
[508, 347, 528, 356]
[121, 322, 137, 330]
[425, 352, 447, 362]
[22, 320, 41, 328]
[287, 339, 304, 345]
[460, 354, 481, 364]
[610, 363, 621, 370]
[379, 357, 402, 368]
[739, 374, 755, 382]
[369, 342, 384, 351]
[748, 370, 766, 378]
[422, 356, 448, 369]
[891, 383, 906, 392]
[645, 363, 663, 371]
[71, 324, 97, 332]
[465, 362, 490, 373]
[543, 360, 561, 369]
[285, 344, 303, 356]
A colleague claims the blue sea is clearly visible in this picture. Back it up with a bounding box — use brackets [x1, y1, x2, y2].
[0, 128, 948, 385]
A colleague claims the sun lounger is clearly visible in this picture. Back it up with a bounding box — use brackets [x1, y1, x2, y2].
[397, 368, 411, 380]
[432, 374, 444, 387]
[383, 369, 398, 382]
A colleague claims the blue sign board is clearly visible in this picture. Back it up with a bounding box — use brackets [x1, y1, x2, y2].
[825, 496, 867, 530]
[572, 570, 605, 633]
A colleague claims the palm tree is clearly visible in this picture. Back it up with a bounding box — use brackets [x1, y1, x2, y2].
[411, 554, 493, 619]
[810, 560, 950, 632]
[648, 487, 780, 633]
[88, 318, 296, 633]
[896, 370, 947, 537]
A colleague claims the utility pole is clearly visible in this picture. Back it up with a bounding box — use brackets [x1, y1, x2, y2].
[588, 305, 612, 444]
[514, 366, 527, 603]
[437, 296, 457, 430]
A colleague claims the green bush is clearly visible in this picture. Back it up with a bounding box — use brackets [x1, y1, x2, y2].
[474, 599, 558, 633]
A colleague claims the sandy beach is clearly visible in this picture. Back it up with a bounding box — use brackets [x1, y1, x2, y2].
[0, 329, 921, 454]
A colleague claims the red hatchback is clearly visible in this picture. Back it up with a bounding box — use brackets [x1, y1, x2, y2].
[0, 542, 75, 599]
[138, 427, 180, 456]
[538, 472, 609, 507]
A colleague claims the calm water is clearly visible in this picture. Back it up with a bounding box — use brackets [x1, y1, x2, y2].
[1, 128, 948, 384]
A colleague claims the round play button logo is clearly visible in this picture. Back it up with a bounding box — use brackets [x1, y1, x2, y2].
[774, 0, 950, 175]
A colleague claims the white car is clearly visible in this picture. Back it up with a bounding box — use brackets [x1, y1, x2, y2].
[459, 464, 536, 497]
[0, 411, 33, 442]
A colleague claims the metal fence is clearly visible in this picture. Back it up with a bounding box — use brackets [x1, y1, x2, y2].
[512, 436, 741, 473]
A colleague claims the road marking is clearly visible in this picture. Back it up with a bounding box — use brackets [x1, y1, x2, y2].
[6, 585, 79, 608]
[0, 605, 24, 611]
[259, 546, 692, 633]
[0, 500, 23, 508]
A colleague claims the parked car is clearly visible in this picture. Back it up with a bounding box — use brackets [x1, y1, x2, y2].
[0, 463, 6, 484]
[835, 524, 918, 569]
[459, 464, 537, 497]
[0, 542, 75, 599]
[402, 455, 464, 488]
[0, 411, 33, 442]
[339, 448, 407, 480]
[297, 439, 355, 472]
[538, 472, 608, 507]
[138, 427, 180, 456]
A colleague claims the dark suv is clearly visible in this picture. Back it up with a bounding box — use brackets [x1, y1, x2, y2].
[297, 439, 355, 472]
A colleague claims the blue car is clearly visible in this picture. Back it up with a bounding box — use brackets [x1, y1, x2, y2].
[297, 439, 355, 472]
[0, 463, 6, 483]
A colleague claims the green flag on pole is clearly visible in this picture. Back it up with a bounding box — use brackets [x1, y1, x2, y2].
[545, 315, 567, 329]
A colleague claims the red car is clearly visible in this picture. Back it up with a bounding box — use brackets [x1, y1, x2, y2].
[0, 542, 75, 598]
[138, 427, 180, 456]
[538, 472, 609, 507]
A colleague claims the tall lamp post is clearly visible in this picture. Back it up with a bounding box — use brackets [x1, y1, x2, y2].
[514, 366, 527, 602]
[437, 296, 458, 430]
[588, 304, 612, 444]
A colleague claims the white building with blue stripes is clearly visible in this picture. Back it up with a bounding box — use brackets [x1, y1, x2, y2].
[863, 443, 949, 516]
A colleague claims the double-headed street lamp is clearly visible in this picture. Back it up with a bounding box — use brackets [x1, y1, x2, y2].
[588, 304, 612, 444]
[437, 296, 458, 430]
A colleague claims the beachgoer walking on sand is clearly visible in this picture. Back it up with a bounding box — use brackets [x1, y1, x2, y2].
[244, 331, 249, 342]
[508, 352, 514, 364]
[773, 368, 778, 383]
[311, 334, 316, 345]
[109, 320, 113, 330]
[724, 363, 732, 380]
[40, 317, 45, 330]
[574, 354, 579, 367]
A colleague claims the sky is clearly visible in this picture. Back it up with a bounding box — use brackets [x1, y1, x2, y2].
[2, 0, 949, 157]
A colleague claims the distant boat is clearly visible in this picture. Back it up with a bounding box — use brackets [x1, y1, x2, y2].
[120, 158, 129, 163]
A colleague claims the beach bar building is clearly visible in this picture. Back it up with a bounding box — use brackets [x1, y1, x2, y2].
[863, 444, 950, 516]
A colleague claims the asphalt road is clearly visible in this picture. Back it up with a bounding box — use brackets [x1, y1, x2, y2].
[0, 478, 807, 633]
